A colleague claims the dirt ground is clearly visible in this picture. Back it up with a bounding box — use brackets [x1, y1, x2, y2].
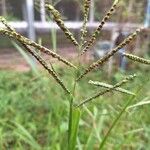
[0, 47, 92, 72]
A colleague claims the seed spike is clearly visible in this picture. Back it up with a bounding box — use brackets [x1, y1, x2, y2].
[0, 17, 71, 94]
[80, 0, 120, 55]
[77, 28, 142, 81]
[81, 0, 91, 43]
[0, 28, 77, 69]
[123, 53, 150, 65]
[89, 80, 135, 96]
[0, 16, 15, 32]
[76, 74, 136, 107]
[45, 4, 79, 47]
[22, 44, 70, 94]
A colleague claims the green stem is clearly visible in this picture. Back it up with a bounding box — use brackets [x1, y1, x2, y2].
[68, 96, 73, 144]
[68, 43, 82, 149]
[99, 95, 136, 149]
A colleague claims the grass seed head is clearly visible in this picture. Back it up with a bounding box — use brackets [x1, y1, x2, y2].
[81, 0, 120, 55]
[77, 74, 136, 107]
[0, 27, 77, 69]
[22, 44, 71, 94]
[77, 28, 142, 81]
[89, 80, 135, 96]
[45, 4, 79, 47]
[81, 0, 91, 42]
[123, 53, 150, 65]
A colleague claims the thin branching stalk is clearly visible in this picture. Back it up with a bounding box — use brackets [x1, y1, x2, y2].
[77, 28, 142, 81]
[0, 17, 70, 93]
[98, 78, 149, 149]
[80, 0, 91, 44]
[0, 28, 76, 69]
[0, 17, 76, 69]
[45, 4, 79, 47]
[123, 53, 150, 65]
[89, 80, 135, 96]
[76, 74, 136, 107]
[80, 0, 120, 55]
[98, 95, 136, 149]
[22, 44, 70, 94]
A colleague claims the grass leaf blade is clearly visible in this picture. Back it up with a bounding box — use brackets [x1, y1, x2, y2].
[68, 108, 81, 150]
[11, 41, 39, 75]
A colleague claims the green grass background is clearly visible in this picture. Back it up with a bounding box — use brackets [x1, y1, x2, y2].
[0, 66, 150, 150]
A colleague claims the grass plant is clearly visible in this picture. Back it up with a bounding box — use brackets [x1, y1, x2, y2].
[0, 0, 150, 149]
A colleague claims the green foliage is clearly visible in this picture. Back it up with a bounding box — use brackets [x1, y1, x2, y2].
[0, 70, 149, 149]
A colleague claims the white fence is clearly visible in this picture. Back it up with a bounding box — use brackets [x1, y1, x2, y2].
[0, 21, 142, 33]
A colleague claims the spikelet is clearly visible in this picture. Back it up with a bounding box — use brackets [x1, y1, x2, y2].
[80, 0, 120, 55]
[0, 28, 77, 69]
[22, 43, 70, 94]
[45, 4, 79, 47]
[0, 16, 14, 31]
[76, 74, 136, 107]
[123, 53, 150, 65]
[81, 0, 91, 43]
[77, 28, 142, 81]
[89, 80, 135, 96]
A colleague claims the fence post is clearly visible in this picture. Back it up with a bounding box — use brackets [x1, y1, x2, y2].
[89, 0, 95, 23]
[40, 0, 46, 22]
[26, 0, 36, 41]
[145, 0, 150, 28]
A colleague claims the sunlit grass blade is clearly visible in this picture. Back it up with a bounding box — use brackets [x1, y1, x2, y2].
[127, 98, 150, 110]
[12, 41, 39, 75]
[89, 80, 135, 96]
[124, 128, 144, 135]
[123, 53, 150, 65]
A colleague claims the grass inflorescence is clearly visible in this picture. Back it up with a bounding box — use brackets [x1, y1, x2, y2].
[0, 0, 149, 149]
